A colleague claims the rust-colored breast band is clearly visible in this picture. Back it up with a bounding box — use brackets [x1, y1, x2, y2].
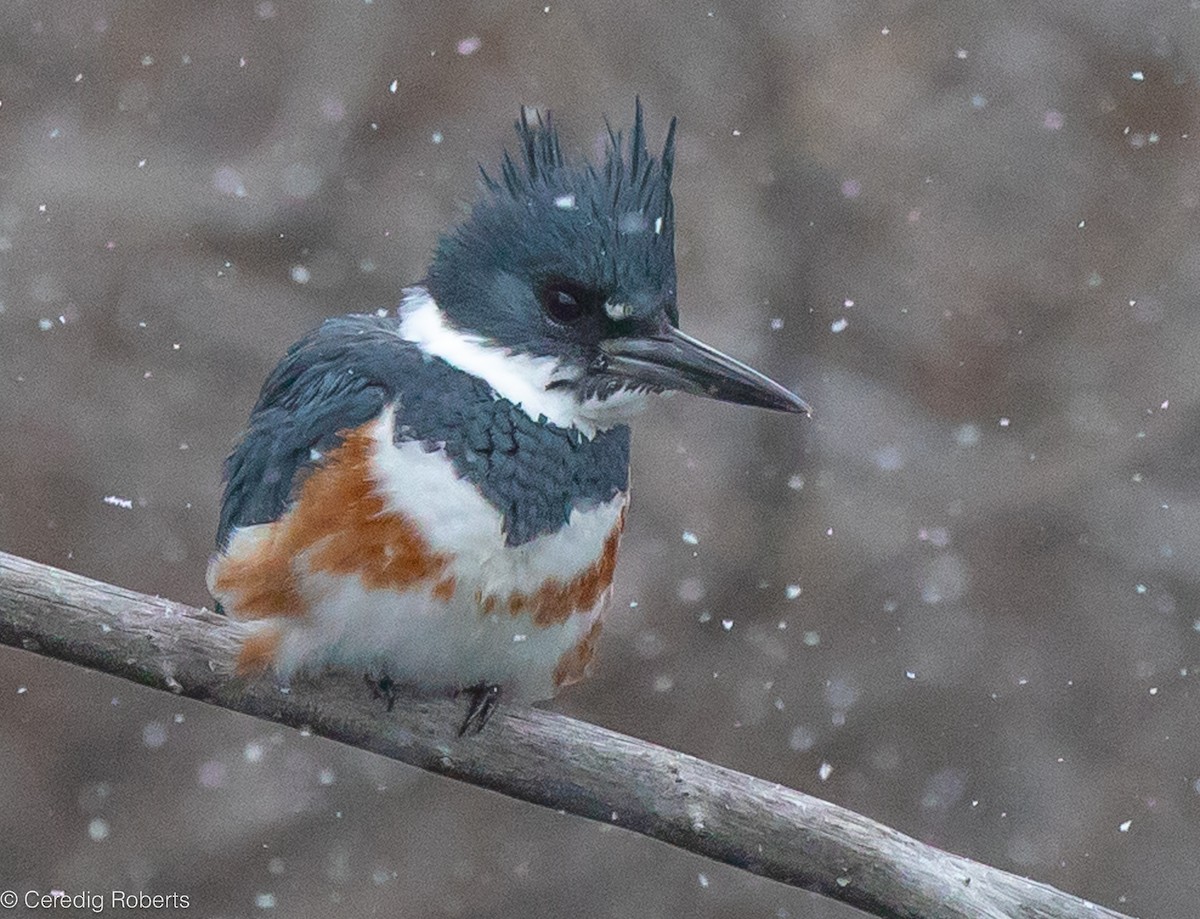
[501, 507, 626, 627]
[211, 423, 452, 621]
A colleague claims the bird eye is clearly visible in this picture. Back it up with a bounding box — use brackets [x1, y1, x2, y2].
[540, 283, 588, 324]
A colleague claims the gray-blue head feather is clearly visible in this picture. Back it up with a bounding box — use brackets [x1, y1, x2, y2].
[425, 100, 679, 366]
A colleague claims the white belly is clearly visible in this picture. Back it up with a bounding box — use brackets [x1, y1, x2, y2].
[223, 410, 627, 703]
[275, 573, 608, 703]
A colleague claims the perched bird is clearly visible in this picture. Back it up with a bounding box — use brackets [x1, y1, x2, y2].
[208, 101, 809, 733]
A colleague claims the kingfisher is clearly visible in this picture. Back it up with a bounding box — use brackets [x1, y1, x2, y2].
[208, 101, 810, 734]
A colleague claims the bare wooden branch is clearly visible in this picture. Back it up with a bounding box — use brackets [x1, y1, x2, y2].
[0, 550, 1132, 919]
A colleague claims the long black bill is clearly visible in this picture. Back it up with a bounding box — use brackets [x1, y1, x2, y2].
[599, 326, 811, 415]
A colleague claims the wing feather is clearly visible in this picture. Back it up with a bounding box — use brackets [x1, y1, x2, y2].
[216, 314, 411, 549]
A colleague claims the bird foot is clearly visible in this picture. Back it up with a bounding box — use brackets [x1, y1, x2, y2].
[457, 683, 501, 736]
[365, 673, 398, 712]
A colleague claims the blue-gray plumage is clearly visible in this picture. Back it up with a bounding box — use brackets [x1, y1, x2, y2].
[209, 101, 807, 731]
[426, 103, 678, 376]
[218, 314, 630, 552]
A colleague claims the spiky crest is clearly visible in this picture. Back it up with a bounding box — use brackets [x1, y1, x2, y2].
[477, 98, 677, 236]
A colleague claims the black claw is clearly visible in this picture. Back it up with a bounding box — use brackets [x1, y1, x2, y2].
[366, 673, 398, 712]
[457, 683, 501, 736]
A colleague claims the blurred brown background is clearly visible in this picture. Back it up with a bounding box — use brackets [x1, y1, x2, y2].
[1, 1, 1198, 916]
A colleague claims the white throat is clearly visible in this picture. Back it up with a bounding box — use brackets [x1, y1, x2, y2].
[396, 287, 647, 438]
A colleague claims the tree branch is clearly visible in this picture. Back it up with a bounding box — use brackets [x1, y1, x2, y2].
[0, 551, 1132, 919]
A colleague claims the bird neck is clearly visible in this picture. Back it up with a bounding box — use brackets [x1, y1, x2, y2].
[396, 287, 647, 438]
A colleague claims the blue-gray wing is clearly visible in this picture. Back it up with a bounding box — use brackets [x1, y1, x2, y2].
[217, 310, 631, 554]
[217, 314, 421, 549]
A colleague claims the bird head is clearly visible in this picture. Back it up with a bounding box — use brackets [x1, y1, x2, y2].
[422, 101, 810, 427]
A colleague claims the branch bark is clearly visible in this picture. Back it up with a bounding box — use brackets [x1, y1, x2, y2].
[0, 551, 1133, 919]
